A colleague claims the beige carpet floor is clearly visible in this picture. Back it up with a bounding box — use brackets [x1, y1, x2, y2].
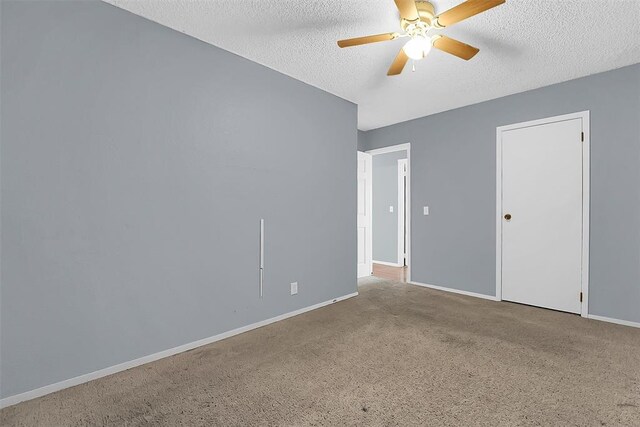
[2, 277, 640, 426]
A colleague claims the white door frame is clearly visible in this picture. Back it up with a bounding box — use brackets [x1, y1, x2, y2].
[366, 143, 411, 282]
[496, 111, 590, 317]
[357, 151, 373, 278]
[397, 159, 408, 267]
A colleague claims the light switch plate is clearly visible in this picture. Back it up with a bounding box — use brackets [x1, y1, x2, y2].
[389, 206, 394, 213]
[290, 282, 298, 295]
[423, 206, 429, 215]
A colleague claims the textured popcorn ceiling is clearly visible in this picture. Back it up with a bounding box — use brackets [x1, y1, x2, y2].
[104, 0, 640, 130]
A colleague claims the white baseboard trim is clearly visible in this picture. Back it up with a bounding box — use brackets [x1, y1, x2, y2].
[409, 281, 639, 328]
[587, 314, 640, 329]
[0, 291, 358, 409]
[373, 260, 403, 267]
[408, 281, 499, 301]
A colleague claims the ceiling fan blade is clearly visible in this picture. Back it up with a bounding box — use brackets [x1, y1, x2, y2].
[387, 48, 410, 76]
[337, 33, 398, 48]
[435, 0, 505, 28]
[394, 0, 420, 21]
[432, 35, 479, 60]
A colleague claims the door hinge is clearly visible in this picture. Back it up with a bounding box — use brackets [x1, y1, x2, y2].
[581, 132, 584, 142]
[579, 292, 583, 302]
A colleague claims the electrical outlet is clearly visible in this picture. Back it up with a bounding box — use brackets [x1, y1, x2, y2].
[290, 282, 298, 295]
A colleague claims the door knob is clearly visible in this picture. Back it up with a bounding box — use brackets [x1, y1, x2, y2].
[504, 213, 512, 221]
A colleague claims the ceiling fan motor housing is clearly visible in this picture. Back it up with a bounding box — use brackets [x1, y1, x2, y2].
[401, 1, 436, 31]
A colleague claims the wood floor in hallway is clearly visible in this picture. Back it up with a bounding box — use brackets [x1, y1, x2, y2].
[372, 263, 407, 282]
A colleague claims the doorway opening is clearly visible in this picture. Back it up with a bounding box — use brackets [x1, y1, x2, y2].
[358, 143, 410, 283]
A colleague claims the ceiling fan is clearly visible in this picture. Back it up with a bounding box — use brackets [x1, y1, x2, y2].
[337, 0, 505, 76]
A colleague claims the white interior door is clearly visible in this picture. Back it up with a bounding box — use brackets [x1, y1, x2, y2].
[357, 152, 373, 278]
[501, 118, 584, 314]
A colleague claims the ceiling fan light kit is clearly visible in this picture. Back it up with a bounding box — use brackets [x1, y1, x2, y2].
[404, 36, 432, 60]
[337, 0, 506, 76]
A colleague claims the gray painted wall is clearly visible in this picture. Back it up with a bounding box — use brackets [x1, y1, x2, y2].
[357, 130, 367, 152]
[360, 64, 640, 324]
[372, 151, 407, 264]
[0, 0, 357, 398]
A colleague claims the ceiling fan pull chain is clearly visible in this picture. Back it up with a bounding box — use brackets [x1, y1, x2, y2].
[412, 61, 416, 72]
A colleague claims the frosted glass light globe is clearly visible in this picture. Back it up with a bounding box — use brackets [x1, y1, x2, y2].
[403, 36, 432, 60]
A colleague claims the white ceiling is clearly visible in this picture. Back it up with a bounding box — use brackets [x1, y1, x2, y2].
[104, 0, 640, 130]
